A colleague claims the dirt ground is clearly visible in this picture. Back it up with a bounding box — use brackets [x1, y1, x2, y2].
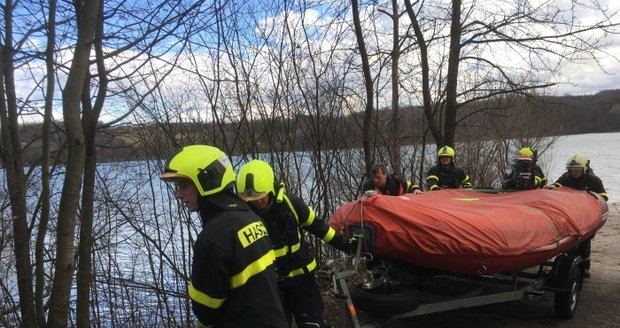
[320, 202, 620, 328]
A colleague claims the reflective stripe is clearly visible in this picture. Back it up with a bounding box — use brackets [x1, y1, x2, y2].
[231, 249, 276, 289]
[188, 250, 276, 310]
[430, 185, 440, 190]
[461, 175, 472, 188]
[301, 207, 316, 227]
[283, 195, 301, 224]
[427, 175, 439, 181]
[188, 282, 225, 309]
[322, 227, 336, 243]
[274, 242, 301, 258]
[284, 258, 317, 278]
[283, 194, 316, 227]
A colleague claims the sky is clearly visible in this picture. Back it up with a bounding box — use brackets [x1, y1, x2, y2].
[555, 55, 620, 95]
[6, 0, 620, 126]
[547, 0, 620, 95]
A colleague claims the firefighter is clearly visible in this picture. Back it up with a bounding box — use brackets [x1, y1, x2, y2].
[502, 147, 547, 190]
[160, 145, 287, 327]
[545, 153, 608, 277]
[426, 146, 472, 190]
[519, 147, 547, 187]
[361, 162, 422, 195]
[236, 159, 350, 328]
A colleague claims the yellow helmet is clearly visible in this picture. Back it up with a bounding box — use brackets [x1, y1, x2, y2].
[160, 145, 235, 196]
[519, 147, 534, 158]
[236, 159, 276, 201]
[566, 153, 589, 170]
[437, 146, 455, 159]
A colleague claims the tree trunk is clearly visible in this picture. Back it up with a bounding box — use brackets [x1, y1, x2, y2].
[76, 4, 107, 323]
[46, 0, 100, 327]
[0, 1, 37, 326]
[351, 0, 375, 177]
[444, 0, 462, 147]
[403, 0, 442, 146]
[36, 0, 57, 326]
[389, 0, 401, 175]
[76, 102, 97, 328]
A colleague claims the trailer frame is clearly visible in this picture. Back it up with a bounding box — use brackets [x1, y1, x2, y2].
[319, 234, 584, 327]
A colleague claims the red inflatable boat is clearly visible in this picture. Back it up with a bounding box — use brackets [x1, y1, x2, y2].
[329, 188, 609, 275]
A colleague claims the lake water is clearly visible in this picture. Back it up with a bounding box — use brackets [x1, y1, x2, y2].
[544, 132, 619, 203]
[1, 131, 618, 326]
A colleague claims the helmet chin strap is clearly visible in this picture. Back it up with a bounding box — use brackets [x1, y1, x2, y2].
[275, 182, 285, 203]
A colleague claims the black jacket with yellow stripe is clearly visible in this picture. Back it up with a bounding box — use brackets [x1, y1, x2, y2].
[552, 169, 608, 201]
[426, 163, 472, 190]
[191, 193, 287, 327]
[250, 193, 348, 282]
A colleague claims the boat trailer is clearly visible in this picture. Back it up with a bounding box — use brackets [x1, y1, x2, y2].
[318, 234, 585, 327]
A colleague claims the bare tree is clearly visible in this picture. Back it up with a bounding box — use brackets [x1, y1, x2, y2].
[0, 1, 37, 326]
[2, 0, 218, 326]
[36, 0, 57, 325]
[1, 1, 618, 327]
[404, 0, 618, 149]
[75, 1, 107, 325]
[383, 0, 405, 175]
[46, 1, 99, 326]
[351, 0, 377, 177]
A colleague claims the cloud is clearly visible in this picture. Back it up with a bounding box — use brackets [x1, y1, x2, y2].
[555, 41, 620, 95]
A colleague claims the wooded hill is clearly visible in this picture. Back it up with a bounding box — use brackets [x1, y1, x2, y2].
[8, 89, 620, 167]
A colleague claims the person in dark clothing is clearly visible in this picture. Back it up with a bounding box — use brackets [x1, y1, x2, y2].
[361, 163, 422, 195]
[426, 146, 472, 190]
[545, 153, 608, 278]
[236, 159, 350, 328]
[161, 145, 287, 327]
[502, 147, 546, 190]
[547, 153, 607, 199]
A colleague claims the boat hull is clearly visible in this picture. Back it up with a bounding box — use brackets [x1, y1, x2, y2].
[329, 188, 608, 274]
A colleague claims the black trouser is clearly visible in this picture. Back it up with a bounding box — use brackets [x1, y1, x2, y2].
[568, 235, 593, 273]
[578, 236, 593, 271]
[278, 273, 330, 328]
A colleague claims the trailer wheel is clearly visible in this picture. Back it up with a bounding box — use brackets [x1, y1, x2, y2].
[554, 267, 582, 319]
[350, 283, 420, 315]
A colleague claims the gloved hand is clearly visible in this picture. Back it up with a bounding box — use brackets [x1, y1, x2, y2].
[346, 235, 360, 254]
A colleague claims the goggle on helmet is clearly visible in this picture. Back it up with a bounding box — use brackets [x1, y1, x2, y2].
[160, 145, 235, 196]
[566, 153, 589, 171]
